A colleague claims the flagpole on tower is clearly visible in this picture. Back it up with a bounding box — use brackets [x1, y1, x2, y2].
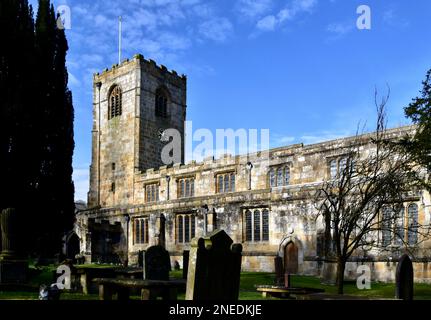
[118, 16, 122, 64]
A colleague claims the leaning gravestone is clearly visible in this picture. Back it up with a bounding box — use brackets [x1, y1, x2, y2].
[0, 208, 28, 284]
[186, 229, 242, 300]
[395, 254, 414, 300]
[144, 245, 171, 281]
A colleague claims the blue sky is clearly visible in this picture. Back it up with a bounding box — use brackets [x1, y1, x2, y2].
[28, 0, 431, 201]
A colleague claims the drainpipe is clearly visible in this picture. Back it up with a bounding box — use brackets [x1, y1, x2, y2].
[96, 82, 102, 206]
[166, 175, 171, 201]
[124, 214, 130, 267]
[246, 162, 253, 190]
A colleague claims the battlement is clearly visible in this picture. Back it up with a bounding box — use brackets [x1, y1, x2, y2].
[93, 54, 186, 84]
[133, 124, 416, 181]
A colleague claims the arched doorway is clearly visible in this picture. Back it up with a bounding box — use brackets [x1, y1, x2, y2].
[65, 232, 80, 260]
[284, 242, 298, 275]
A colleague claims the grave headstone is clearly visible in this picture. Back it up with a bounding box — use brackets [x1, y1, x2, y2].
[284, 242, 298, 288]
[186, 229, 242, 300]
[144, 245, 171, 281]
[0, 208, 28, 284]
[138, 250, 144, 267]
[274, 255, 284, 286]
[395, 254, 414, 300]
[182, 250, 189, 280]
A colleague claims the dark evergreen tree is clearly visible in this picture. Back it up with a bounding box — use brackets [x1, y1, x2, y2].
[34, 0, 75, 257]
[403, 69, 431, 174]
[0, 0, 37, 254]
[0, 0, 75, 258]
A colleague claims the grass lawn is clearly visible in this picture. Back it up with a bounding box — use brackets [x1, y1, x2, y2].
[1, 266, 431, 300]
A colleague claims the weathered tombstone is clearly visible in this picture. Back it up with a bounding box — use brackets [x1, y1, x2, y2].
[145, 245, 171, 281]
[0, 208, 28, 284]
[284, 242, 298, 288]
[274, 255, 284, 286]
[395, 254, 414, 300]
[182, 250, 189, 280]
[186, 229, 242, 300]
[138, 250, 144, 267]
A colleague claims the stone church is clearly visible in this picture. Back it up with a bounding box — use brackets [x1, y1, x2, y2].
[76, 54, 431, 283]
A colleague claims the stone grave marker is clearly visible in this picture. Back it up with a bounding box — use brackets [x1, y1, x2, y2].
[186, 229, 242, 300]
[274, 255, 284, 286]
[144, 245, 171, 281]
[0, 208, 28, 284]
[395, 254, 414, 300]
[182, 250, 189, 280]
[284, 241, 299, 288]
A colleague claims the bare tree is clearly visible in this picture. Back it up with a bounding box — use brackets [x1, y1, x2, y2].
[314, 91, 430, 294]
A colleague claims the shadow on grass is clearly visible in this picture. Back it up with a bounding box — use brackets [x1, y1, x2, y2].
[1, 269, 431, 300]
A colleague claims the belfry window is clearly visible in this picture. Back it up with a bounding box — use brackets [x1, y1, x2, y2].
[108, 85, 122, 119]
[155, 88, 168, 118]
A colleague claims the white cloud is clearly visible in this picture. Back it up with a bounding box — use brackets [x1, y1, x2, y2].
[73, 167, 89, 202]
[236, 0, 273, 19]
[382, 8, 409, 28]
[68, 72, 81, 87]
[255, 0, 318, 32]
[199, 18, 234, 42]
[272, 134, 296, 146]
[300, 130, 351, 144]
[256, 15, 276, 31]
[326, 22, 354, 36]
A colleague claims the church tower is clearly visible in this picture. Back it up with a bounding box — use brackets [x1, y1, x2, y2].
[87, 54, 187, 208]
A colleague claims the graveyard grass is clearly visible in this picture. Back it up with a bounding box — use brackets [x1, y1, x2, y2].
[1, 267, 431, 300]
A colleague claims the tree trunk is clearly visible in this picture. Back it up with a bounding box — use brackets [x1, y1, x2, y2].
[336, 259, 346, 295]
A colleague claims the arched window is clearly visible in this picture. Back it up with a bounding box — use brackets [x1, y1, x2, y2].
[155, 88, 168, 118]
[408, 204, 419, 245]
[108, 85, 122, 119]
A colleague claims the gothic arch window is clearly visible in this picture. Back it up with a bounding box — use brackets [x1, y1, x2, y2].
[108, 85, 122, 119]
[155, 87, 169, 118]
